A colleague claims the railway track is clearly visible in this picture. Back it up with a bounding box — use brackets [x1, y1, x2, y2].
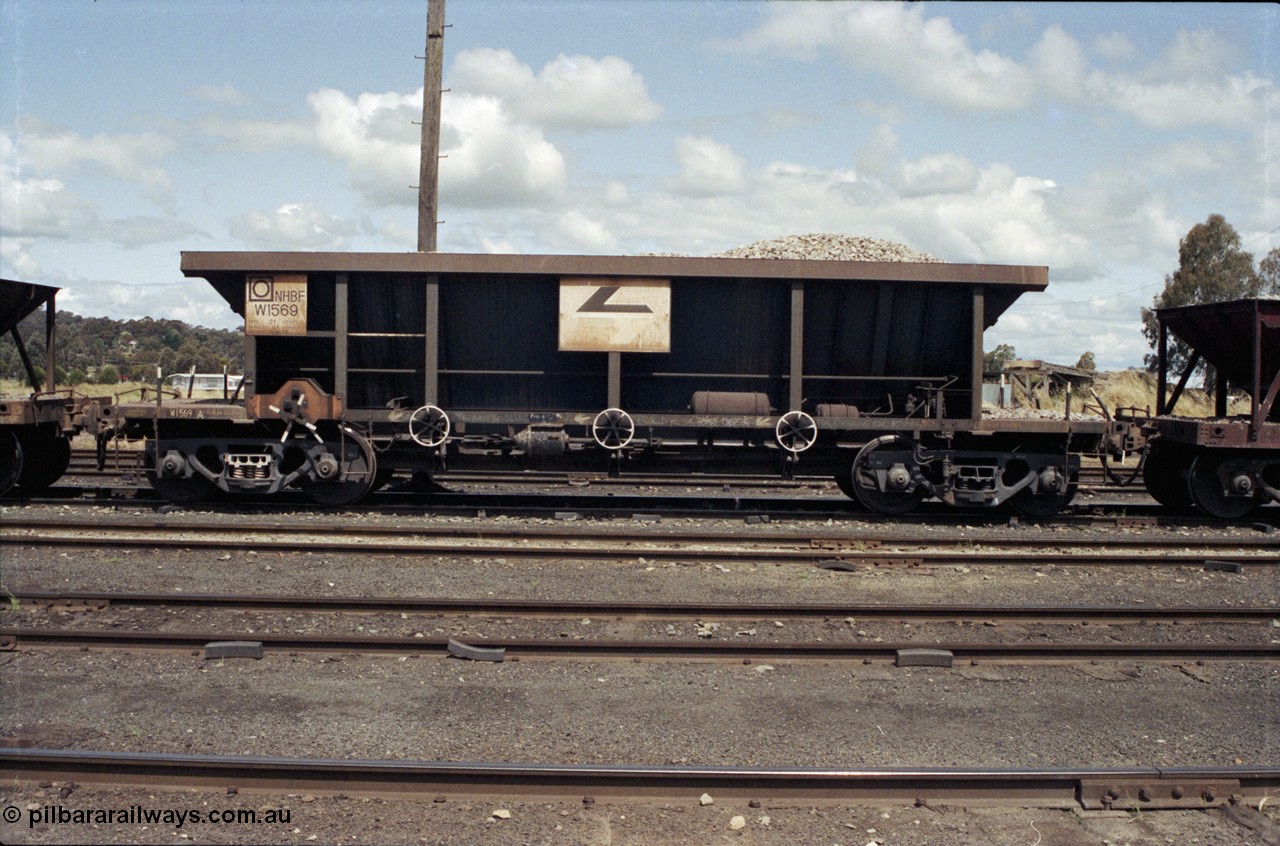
[22, 471, 1280, 528]
[5, 626, 1276, 664]
[5, 485, 1218, 529]
[12, 589, 1275, 624]
[9, 586, 1272, 663]
[2, 513, 1274, 567]
[2, 748, 1277, 811]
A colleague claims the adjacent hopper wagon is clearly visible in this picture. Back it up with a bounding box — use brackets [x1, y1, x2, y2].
[1121, 298, 1280, 518]
[0, 279, 89, 495]
[89, 251, 1107, 514]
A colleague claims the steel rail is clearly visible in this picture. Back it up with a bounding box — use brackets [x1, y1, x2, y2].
[3, 519, 1275, 567]
[2, 748, 1276, 810]
[6, 514, 1276, 550]
[15, 481, 1278, 530]
[3, 628, 1277, 663]
[12, 589, 1277, 624]
[4, 531, 1268, 567]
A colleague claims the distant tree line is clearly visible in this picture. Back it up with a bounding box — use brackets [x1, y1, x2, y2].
[0, 310, 243, 388]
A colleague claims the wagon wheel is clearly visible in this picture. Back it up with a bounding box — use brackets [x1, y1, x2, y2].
[850, 435, 926, 515]
[16, 433, 71, 492]
[1141, 446, 1193, 512]
[300, 430, 379, 506]
[409, 404, 450, 448]
[592, 408, 635, 450]
[0, 431, 23, 496]
[775, 411, 818, 453]
[1187, 452, 1258, 520]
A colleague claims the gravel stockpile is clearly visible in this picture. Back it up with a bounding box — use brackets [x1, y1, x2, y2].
[712, 233, 942, 263]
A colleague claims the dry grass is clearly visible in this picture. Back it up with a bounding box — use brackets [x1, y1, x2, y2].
[1025, 369, 1248, 418]
[1091, 369, 1247, 418]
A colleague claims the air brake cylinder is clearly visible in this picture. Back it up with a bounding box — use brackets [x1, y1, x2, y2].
[690, 391, 772, 416]
[514, 425, 569, 456]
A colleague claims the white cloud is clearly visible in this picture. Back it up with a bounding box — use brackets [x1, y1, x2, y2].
[720, 5, 1275, 130]
[602, 181, 631, 206]
[0, 236, 41, 279]
[207, 62, 587, 209]
[708, 4, 843, 59]
[565, 130, 1098, 279]
[839, 4, 1035, 112]
[307, 87, 421, 205]
[1149, 28, 1235, 82]
[553, 210, 618, 253]
[894, 153, 979, 197]
[887, 165, 1088, 270]
[440, 93, 567, 207]
[1085, 71, 1271, 130]
[13, 115, 176, 194]
[992, 293, 1154, 372]
[721, 4, 1035, 112]
[0, 164, 90, 239]
[227, 202, 357, 250]
[669, 135, 749, 196]
[1051, 169, 1183, 266]
[450, 48, 662, 129]
[1029, 25, 1089, 102]
[1093, 32, 1139, 65]
[1, 132, 197, 254]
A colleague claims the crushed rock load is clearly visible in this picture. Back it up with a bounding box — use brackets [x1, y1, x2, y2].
[712, 233, 942, 262]
[982, 406, 1105, 421]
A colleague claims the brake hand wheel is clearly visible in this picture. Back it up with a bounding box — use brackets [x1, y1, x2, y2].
[775, 410, 818, 453]
[592, 408, 635, 450]
[409, 405, 451, 448]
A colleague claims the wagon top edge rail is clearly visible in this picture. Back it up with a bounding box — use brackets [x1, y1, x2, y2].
[179, 250, 1049, 290]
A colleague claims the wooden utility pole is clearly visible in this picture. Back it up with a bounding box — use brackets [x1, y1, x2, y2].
[417, 0, 445, 252]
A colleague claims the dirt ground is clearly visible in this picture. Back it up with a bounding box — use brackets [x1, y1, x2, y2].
[1, 502, 1278, 845]
[3, 783, 1279, 846]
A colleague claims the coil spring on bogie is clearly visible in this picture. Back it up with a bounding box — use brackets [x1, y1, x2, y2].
[955, 465, 996, 491]
[224, 453, 272, 480]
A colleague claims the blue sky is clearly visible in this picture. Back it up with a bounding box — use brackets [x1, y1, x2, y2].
[2, 1, 1276, 371]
